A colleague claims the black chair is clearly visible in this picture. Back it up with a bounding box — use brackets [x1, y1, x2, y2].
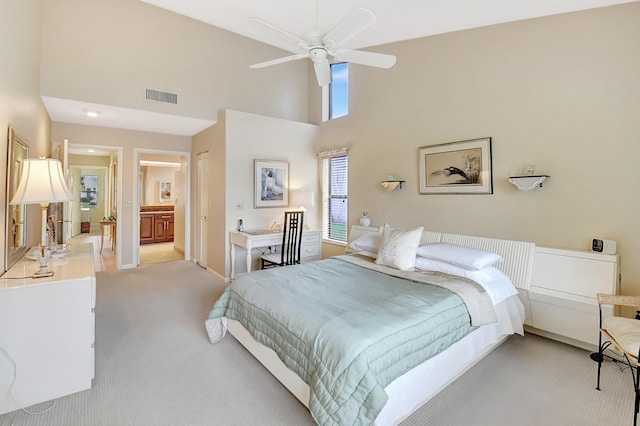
[596, 293, 640, 426]
[261, 211, 304, 269]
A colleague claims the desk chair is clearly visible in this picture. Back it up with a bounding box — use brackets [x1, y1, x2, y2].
[261, 211, 304, 269]
[596, 293, 640, 426]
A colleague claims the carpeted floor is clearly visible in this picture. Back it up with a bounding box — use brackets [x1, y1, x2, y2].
[0, 260, 633, 425]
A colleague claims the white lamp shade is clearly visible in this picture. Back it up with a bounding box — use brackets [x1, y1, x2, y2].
[290, 190, 314, 209]
[10, 158, 73, 205]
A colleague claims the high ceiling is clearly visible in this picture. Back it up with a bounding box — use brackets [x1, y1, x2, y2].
[44, 0, 635, 136]
[139, 0, 634, 51]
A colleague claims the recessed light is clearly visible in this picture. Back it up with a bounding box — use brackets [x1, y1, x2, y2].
[88, 149, 96, 153]
[86, 111, 99, 118]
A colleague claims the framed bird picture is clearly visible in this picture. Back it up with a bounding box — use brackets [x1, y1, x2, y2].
[418, 137, 493, 194]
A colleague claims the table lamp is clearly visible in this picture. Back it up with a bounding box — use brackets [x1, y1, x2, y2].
[10, 157, 73, 278]
[290, 190, 314, 211]
[290, 190, 314, 230]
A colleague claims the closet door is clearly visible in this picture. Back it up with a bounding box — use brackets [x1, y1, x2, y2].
[196, 152, 208, 267]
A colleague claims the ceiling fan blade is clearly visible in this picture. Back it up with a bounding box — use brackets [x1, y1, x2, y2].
[314, 60, 331, 86]
[333, 49, 396, 69]
[251, 18, 310, 52]
[322, 7, 377, 50]
[250, 53, 307, 69]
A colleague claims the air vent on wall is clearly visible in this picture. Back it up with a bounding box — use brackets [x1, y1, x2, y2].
[145, 89, 177, 104]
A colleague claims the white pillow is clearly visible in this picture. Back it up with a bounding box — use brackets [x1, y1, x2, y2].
[416, 242, 503, 270]
[348, 234, 382, 254]
[375, 225, 424, 271]
[414, 257, 517, 304]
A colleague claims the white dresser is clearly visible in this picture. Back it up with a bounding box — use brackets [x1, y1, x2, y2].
[0, 243, 96, 415]
[523, 246, 620, 350]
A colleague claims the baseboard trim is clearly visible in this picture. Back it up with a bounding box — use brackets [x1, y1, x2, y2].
[524, 325, 596, 352]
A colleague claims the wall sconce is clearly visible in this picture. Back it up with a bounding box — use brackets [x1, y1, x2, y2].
[508, 164, 550, 191]
[381, 175, 405, 192]
[509, 175, 549, 191]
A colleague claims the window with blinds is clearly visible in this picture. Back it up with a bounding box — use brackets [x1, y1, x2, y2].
[321, 154, 348, 242]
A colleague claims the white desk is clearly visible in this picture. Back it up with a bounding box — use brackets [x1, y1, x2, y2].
[230, 229, 321, 279]
[0, 243, 96, 414]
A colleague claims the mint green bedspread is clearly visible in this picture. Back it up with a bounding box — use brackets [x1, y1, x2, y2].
[206, 257, 481, 425]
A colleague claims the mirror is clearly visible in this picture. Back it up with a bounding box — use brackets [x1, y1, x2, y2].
[5, 127, 29, 270]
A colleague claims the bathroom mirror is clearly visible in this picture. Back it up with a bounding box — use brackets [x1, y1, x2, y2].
[5, 127, 29, 270]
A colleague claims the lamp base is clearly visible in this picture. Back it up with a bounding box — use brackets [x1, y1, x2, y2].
[32, 266, 54, 279]
[32, 245, 54, 279]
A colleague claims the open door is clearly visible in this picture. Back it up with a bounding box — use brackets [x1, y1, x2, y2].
[51, 138, 71, 244]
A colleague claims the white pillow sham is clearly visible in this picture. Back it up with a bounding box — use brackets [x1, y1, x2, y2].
[414, 257, 517, 304]
[375, 225, 424, 271]
[416, 242, 503, 270]
[347, 234, 382, 254]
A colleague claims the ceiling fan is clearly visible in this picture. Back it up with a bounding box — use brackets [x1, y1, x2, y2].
[249, 7, 397, 86]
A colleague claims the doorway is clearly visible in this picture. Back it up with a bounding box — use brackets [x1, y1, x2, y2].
[135, 149, 190, 266]
[64, 143, 122, 271]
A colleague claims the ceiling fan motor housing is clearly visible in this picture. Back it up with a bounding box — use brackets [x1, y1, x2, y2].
[309, 47, 328, 64]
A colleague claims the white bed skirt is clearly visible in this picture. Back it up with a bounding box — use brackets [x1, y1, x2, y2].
[227, 295, 525, 425]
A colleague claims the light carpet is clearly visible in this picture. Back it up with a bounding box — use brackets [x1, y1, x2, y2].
[0, 260, 633, 426]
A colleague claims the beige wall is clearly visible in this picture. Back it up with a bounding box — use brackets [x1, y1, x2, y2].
[316, 3, 640, 293]
[192, 110, 319, 278]
[39, 0, 310, 124]
[0, 0, 52, 273]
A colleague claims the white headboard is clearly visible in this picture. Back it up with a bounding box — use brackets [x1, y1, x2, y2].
[346, 225, 536, 290]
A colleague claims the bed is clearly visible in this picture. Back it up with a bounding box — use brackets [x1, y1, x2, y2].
[206, 225, 535, 425]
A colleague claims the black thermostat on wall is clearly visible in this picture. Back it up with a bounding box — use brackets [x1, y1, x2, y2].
[592, 238, 617, 255]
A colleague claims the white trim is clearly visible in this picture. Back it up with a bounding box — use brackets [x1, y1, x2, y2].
[317, 147, 349, 158]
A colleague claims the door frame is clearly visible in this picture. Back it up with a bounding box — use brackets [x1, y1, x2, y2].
[67, 144, 123, 269]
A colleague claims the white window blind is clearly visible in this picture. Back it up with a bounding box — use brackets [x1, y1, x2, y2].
[321, 153, 348, 242]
